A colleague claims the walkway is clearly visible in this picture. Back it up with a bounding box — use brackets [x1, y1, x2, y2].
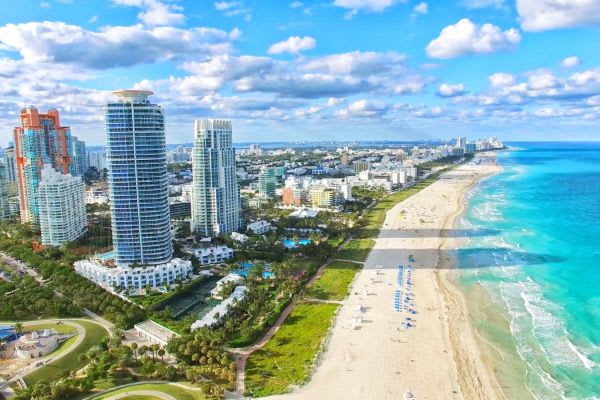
[102, 389, 176, 400]
[228, 237, 357, 398]
[84, 381, 203, 400]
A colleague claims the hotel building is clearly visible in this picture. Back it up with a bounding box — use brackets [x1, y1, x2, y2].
[38, 165, 86, 246]
[13, 107, 73, 225]
[191, 119, 241, 237]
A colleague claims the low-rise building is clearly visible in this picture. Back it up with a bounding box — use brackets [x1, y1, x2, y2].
[74, 257, 192, 290]
[191, 286, 247, 330]
[247, 220, 272, 235]
[231, 232, 249, 243]
[194, 246, 234, 265]
[133, 320, 180, 347]
[210, 273, 245, 299]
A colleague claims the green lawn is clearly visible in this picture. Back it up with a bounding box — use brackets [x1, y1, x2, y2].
[307, 261, 361, 301]
[337, 239, 374, 262]
[245, 302, 339, 397]
[24, 320, 109, 385]
[91, 383, 205, 400]
[24, 322, 77, 335]
[113, 396, 161, 400]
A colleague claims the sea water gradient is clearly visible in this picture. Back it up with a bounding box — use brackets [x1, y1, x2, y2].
[456, 143, 600, 399]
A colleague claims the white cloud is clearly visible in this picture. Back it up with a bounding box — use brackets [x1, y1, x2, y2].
[437, 83, 466, 97]
[488, 72, 516, 88]
[516, 0, 600, 31]
[426, 18, 521, 59]
[289, 1, 303, 8]
[112, 0, 185, 26]
[413, 2, 428, 14]
[333, 0, 403, 17]
[461, 0, 505, 9]
[335, 99, 390, 118]
[561, 56, 581, 69]
[40, 2, 51, 8]
[413, 1, 429, 16]
[214, 1, 252, 21]
[0, 21, 236, 69]
[268, 36, 316, 55]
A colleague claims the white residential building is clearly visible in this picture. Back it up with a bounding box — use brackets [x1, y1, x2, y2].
[231, 232, 249, 243]
[247, 220, 272, 235]
[74, 257, 192, 290]
[38, 165, 86, 246]
[191, 286, 247, 330]
[191, 119, 241, 237]
[194, 246, 234, 265]
[210, 273, 245, 299]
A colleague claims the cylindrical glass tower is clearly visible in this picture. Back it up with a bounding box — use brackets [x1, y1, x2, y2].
[104, 90, 172, 266]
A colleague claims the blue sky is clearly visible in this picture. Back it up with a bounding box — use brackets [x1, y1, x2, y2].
[0, 0, 600, 145]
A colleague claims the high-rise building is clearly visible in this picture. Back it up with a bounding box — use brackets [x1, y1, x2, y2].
[105, 90, 173, 265]
[0, 162, 13, 219]
[13, 107, 73, 225]
[71, 136, 88, 177]
[3, 145, 17, 183]
[191, 119, 241, 237]
[353, 160, 370, 173]
[87, 151, 106, 171]
[258, 166, 276, 199]
[38, 165, 86, 246]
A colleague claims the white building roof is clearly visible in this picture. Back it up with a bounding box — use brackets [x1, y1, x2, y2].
[191, 286, 247, 330]
[134, 320, 180, 343]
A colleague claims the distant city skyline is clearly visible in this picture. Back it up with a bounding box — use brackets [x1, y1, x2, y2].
[1, 1, 600, 145]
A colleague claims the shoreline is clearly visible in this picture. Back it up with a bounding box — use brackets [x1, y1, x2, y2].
[435, 155, 506, 400]
[265, 153, 505, 400]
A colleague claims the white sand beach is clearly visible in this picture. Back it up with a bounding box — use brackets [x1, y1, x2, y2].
[267, 154, 503, 400]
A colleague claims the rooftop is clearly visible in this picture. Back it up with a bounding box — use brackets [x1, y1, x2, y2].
[134, 320, 180, 342]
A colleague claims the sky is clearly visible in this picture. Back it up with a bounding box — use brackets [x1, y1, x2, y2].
[1, 0, 600, 146]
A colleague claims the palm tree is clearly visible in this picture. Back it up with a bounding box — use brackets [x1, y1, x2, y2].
[151, 343, 160, 361]
[14, 322, 23, 336]
[138, 345, 148, 359]
[131, 342, 138, 362]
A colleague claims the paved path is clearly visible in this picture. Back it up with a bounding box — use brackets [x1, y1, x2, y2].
[102, 389, 176, 400]
[84, 381, 202, 400]
[228, 237, 355, 398]
[0, 253, 115, 333]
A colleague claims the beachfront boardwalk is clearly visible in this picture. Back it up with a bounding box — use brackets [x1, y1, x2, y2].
[264, 157, 502, 400]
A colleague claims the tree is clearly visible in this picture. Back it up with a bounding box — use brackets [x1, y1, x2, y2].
[150, 343, 160, 361]
[14, 322, 23, 336]
[131, 342, 138, 362]
[158, 348, 166, 361]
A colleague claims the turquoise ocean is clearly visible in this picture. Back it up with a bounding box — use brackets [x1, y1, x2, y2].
[456, 142, 600, 399]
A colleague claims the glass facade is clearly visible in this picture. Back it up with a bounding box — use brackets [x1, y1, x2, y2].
[191, 119, 241, 237]
[105, 90, 173, 266]
[13, 107, 73, 225]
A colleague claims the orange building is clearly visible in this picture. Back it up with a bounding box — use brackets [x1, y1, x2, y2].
[13, 106, 73, 224]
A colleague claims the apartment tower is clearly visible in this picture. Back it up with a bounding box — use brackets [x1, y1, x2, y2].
[104, 90, 172, 265]
[38, 165, 86, 246]
[191, 119, 241, 237]
[13, 107, 73, 225]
